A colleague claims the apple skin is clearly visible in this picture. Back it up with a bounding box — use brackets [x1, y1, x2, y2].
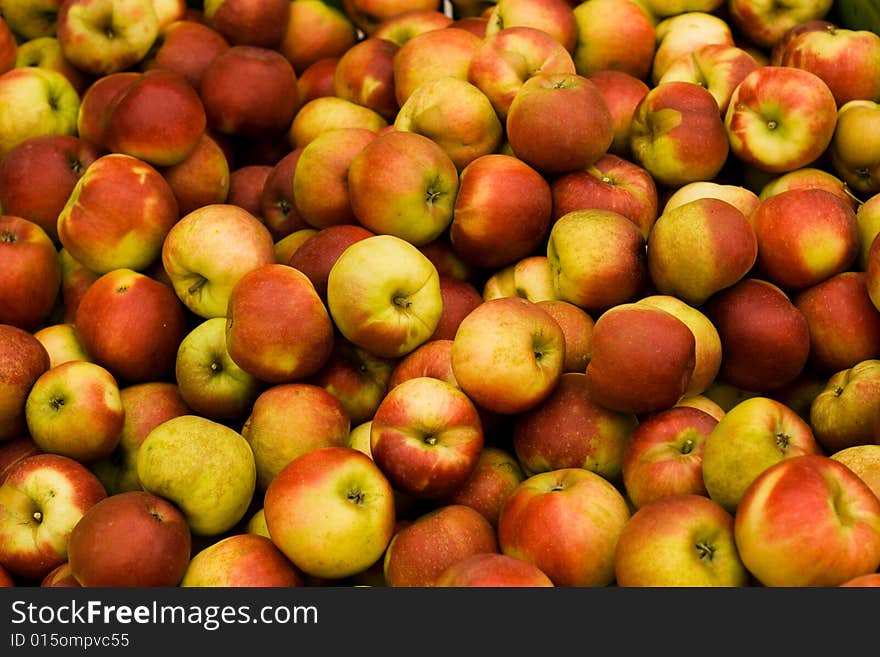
[326, 234, 443, 359]
[296, 56, 340, 108]
[287, 224, 376, 301]
[435, 552, 554, 587]
[288, 95, 388, 151]
[73, 268, 187, 384]
[264, 446, 397, 581]
[0, 13, 16, 74]
[535, 299, 594, 374]
[840, 573, 880, 587]
[700, 395, 822, 514]
[430, 276, 484, 342]
[505, 71, 613, 176]
[199, 44, 299, 139]
[140, 18, 231, 92]
[728, 0, 834, 50]
[451, 296, 565, 415]
[343, 0, 443, 36]
[704, 278, 811, 394]
[724, 65, 838, 175]
[25, 360, 125, 464]
[41, 561, 80, 587]
[332, 36, 399, 123]
[830, 444, 880, 502]
[629, 80, 730, 189]
[227, 163, 272, 219]
[0, 453, 106, 583]
[829, 99, 880, 200]
[587, 69, 650, 159]
[137, 414, 257, 537]
[752, 187, 859, 291]
[621, 406, 717, 510]
[89, 381, 190, 496]
[550, 152, 659, 240]
[161, 203, 276, 319]
[483, 0, 578, 54]
[203, 0, 290, 49]
[513, 371, 638, 482]
[383, 503, 499, 587]
[74, 70, 140, 149]
[157, 131, 230, 217]
[614, 493, 749, 587]
[497, 467, 631, 587]
[0, 324, 51, 442]
[650, 10, 734, 85]
[259, 147, 308, 241]
[547, 208, 648, 315]
[279, 0, 357, 77]
[370, 375, 484, 500]
[0, 67, 80, 162]
[482, 255, 558, 304]
[0, 135, 99, 243]
[225, 263, 335, 384]
[0, 437, 42, 485]
[181, 533, 304, 587]
[67, 490, 192, 587]
[0, 215, 61, 332]
[57, 153, 180, 276]
[647, 197, 757, 308]
[571, 0, 656, 80]
[795, 272, 880, 375]
[450, 153, 552, 270]
[808, 359, 880, 454]
[663, 180, 761, 221]
[241, 382, 351, 492]
[734, 454, 880, 587]
[586, 302, 696, 416]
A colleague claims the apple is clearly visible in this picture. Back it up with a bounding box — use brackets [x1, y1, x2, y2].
[0, 215, 61, 332]
[57, 153, 180, 276]
[310, 337, 396, 427]
[174, 317, 263, 423]
[614, 493, 749, 587]
[550, 152, 659, 240]
[264, 446, 397, 580]
[278, 0, 358, 76]
[497, 467, 631, 586]
[0, 67, 80, 161]
[292, 127, 377, 231]
[66, 490, 191, 587]
[227, 163, 272, 219]
[830, 444, 880, 502]
[0, 437, 42, 484]
[0, 16, 15, 76]
[137, 414, 256, 536]
[429, 276, 483, 343]
[505, 71, 613, 176]
[326, 234, 443, 359]
[25, 360, 124, 463]
[808, 359, 880, 454]
[482, 255, 558, 304]
[571, 0, 656, 80]
[225, 263, 335, 384]
[513, 371, 638, 483]
[392, 26, 480, 107]
[434, 552, 554, 587]
[0, 134, 99, 244]
[296, 56, 340, 108]
[0, 324, 51, 442]
[74, 70, 139, 149]
[89, 381, 190, 496]
[675, 394, 725, 421]
[728, 0, 833, 50]
[181, 533, 304, 587]
[55, 0, 160, 77]
[0, 453, 106, 582]
[587, 69, 650, 159]
[140, 18, 230, 92]
[830, 99, 880, 200]
[342, 0, 442, 35]
[700, 395, 822, 513]
[241, 382, 351, 492]
[704, 278, 811, 394]
[795, 271, 880, 375]
[840, 573, 880, 587]
[14, 35, 92, 95]
[383, 503, 499, 587]
[483, 0, 577, 51]
[451, 296, 565, 415]
[371, 8, 455, 46]
[752, 187, 859, 291]
[203, 0, 290, 49]
[734, 454, 880, 586]
[370, 375, 484, 499]
[332, 36, 399, 123]
[0, 0, 63, 42]
[621, 405, 717, 510]
[466, 25, 576, 121]
[395, 75, 503, 172]
[41, 562, 79, 587]
[199, 44, 299, 139]
[259, 147, 309, 241]
[629, 80, 730, 189]
[586, 302, 696, 415]
[73, 268, 186, 385]
[639, 0, 723, 18]
[287, 224, 375, 302]
[534, 299, 593, 374]
[650, 10, 734, 85]
[724, 65, 838, 175]
[647, 196, 757, 307]
[547, 208, 648, 315]
[662, 180, 761, 221]
[450, 153, 552, 270]
[287, 95, 388, 150]
[757, 165, 857, 211]
[161, 203, 276, 319]
[419, 234, 476, 283]
[158, 131, 231, 217]
[388, 338, 458, 391]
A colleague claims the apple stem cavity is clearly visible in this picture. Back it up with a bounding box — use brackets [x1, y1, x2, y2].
[188, 276, 207, 296]
[774, 431, 790, 452]
[347, 489, 366, 506]
[50, 395, 65, 411]
[393, 295, 412, 310]
[696, 541, 716, 562]
[1, 230, 15, 243]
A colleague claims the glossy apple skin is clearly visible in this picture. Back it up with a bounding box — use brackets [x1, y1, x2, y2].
[435, 551, 554, 587]
[181, 533, 305, 587]
[0, 325, 51, 442]
[141, 18, 231, 92]
[204, 0, 290, 49]
[572, 0, 656, 80]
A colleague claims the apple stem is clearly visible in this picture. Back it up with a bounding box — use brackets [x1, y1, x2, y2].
[347, 489, 365, 506]
[0, 230, 15, 243]
[188, 277, 207, 296]
[696, 541, 715, 561]
[393, 295, 412, 310]
[775, 432, 790, 452]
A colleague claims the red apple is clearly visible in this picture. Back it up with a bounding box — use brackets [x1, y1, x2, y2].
[0, 215, 61, 331]
[434, 551, 554, 587]
[332, 36, 399, 123]
[535, 299, 594, 374]
[181, 533, 304, 587]
[140, 18, 230, 92]
[258, 147, 308, 241]
[430, 276, 484, 342]
[571, 0, 656, 80]
[587, 69, 650, 159]
[392, 26, 480, 107]
[0, 324, 51, 442]
[203, 0, 290, 49]
[287, 223, 376, 301]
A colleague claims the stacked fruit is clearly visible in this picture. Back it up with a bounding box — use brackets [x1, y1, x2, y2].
[1, 0, 880, 589]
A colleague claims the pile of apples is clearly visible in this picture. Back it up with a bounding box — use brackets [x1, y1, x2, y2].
[2, 0, 880, 589]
